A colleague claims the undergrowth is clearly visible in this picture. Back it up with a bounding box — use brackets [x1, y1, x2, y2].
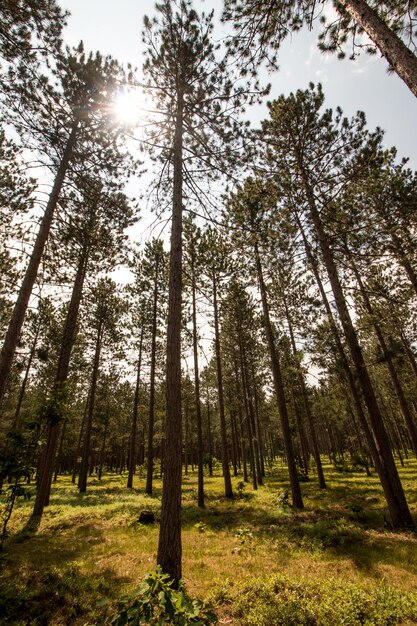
[0, 460, 416, 625]
[212, 574, 417, 626]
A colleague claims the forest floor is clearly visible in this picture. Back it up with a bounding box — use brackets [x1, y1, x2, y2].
[1, 458, 417, 625]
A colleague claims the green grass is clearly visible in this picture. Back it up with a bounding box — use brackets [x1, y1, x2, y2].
[1, 458, 417, 624]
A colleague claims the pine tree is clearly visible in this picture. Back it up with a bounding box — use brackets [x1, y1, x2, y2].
[0, 44, 136, 407]
[223, 0, 417, 97]
[258, 83, 414, 529]
[142, 0, 253, 583]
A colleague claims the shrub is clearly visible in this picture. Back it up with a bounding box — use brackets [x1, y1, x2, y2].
[101, 567, 217, 625]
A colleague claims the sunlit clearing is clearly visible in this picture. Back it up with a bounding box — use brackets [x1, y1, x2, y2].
[113, 89, 145, 125]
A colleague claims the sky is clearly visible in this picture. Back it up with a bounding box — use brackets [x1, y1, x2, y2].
[58, 0, 417, 376]
[61, 0, 417, 168]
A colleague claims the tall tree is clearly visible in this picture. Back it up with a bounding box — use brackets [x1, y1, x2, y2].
[259, 84, 414, 529]
[0, 44, 135, 407]
[184, 218, 205, 508]
[142, 239, 168, 496]
[142, 0, 253, 584]
[30, 180, 135, 520]
[223, 0, 417, 97]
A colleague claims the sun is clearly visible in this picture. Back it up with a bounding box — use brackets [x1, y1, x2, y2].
[113, 88, 146, 125]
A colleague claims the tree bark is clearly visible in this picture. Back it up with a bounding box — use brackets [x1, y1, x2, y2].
[157, 89, 184, 587]
[340, 0, 417, 98]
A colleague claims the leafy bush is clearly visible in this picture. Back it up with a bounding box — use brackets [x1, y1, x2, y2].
[101, 567, 217, 625]
[212, 574, 417, 626]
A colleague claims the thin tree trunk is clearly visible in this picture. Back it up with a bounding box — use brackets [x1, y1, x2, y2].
[239, 345, 258, 490]
[0, 120, 79, 407]
[206, 391, 213, 477]
[13, 320, 41, 430]
[400, 330, 417, 380]
[146, 273, 159, 495]
[53, 422, 66, 482]
[72, 395, 89, 484]
[233, 352, 249, 482]
[340, 0, 417, 98]
[253, 241, 303, 508]
[250, 369, 266, 477]
[78, 318, 103, 493]
[191, 262, 205, 508]
[127, 329, 144, 489]
[241, 342, 263, 486]
[212, 268, 234, 498]
[157, 89, 184, 587]
[98, 399, 110, 481]
[389, 232, 417, 297]
[284, 299, 326, 488]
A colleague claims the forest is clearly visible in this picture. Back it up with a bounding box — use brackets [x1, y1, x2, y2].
[1, 1, 417, 624]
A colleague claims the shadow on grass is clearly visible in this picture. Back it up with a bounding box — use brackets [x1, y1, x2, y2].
[180, 468, 417, 583]
[0, 560, 127, 626]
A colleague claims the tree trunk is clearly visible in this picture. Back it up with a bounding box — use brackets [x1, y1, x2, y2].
[253, 241, 303, 508]
[98, 399, 110, 481]
[233, 352, 249, 482]
[157, 89, 184, 587]
[127, 329, 144, 489]
[12, 320, 41, 430]
[78, 318, 103, 493]
[284, 299, 326, 488]
[72, 395, 89, 484]
[296, 211, 375, 465]
[400, 330, 417, 380]
[340, 0, 417, 98]
[191, 261, 205, 508]
[206, 392, 213, 477]
[349, 255, 417, 457]
[0, 119, 79, 407]
[297, 159, 413, 529]
[389, 231, 417, 297]
[239, 345, 257, 489]
[250, 369, 266, 477]
[212, 268, 234, 498]
[241, 342, 263, 486]
[31, 243, 88, 520]
[53, 421, 66, 482]
[146, 272, 159, 495]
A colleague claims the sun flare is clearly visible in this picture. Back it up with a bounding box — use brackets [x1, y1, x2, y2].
[113, 88, 146, 125]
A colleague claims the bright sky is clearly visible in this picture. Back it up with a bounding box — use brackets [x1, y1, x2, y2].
[59, 0, 417, 377]
[61, 0, 417, 169]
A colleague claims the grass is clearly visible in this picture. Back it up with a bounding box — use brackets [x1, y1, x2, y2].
[1, 458, 417, 624]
